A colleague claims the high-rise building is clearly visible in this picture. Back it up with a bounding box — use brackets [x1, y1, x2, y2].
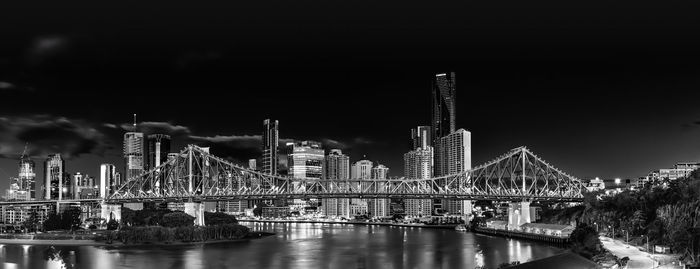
[435, 129, 472, 215]
[411, 126, 432, 150]
[322, 149, 350, 218]
[431, 72, 457, 142]
[371, 164, 389, 180]
[4, 178, 29, 201]
[72, 172, 97, 199]
[18, 153, 36, 199]
[262, 119, 279, 175]
[124, 132, 145, 182]
[73, 172, 84, 200]
[287, 141, 324, 179]
[324, 149, 350, 180]
[147, 134, 171, 169]
[349, 159, 373, 217]
[434, 129, 472, 176]
[100, 164, 120, 199]
[404, 146, 434, 216]
[368, 164, 390, 218]
[351, 159, 373, 180]
[44, 154, 65, 200]
[248, 159, 257, 171]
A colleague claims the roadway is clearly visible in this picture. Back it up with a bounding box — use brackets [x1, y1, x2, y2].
[600, 236, 682, 269]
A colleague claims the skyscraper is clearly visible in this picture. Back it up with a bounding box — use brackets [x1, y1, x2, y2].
[431, 72, 456, 141]
[147, 134, 171, 169]
[349, 159, 373, 216]
[404, 146, 434, 216]
[435, 129, 472, 176]
[322, 149, 350, 218]
[287, 141, 324, 179]
[124, 132, 145, 182]
[44, 154, 65, 200]
[371, 164, 389, 180]
[351, 159, 373, 180]
[435, 129, 472, 215]
[411, 126, 432, 150]
[18, 153, 36, 199]
[100, 164, 120, 199]
[262, 119, 279, 175]
[324, 149, 349, 180]
[248, 159, 257, 171]
[369, 164, 390, 217]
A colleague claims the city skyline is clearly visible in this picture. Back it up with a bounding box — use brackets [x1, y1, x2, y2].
[3, 0, 700, 190]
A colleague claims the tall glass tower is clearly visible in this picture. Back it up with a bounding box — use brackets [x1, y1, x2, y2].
[147, 134, 171, 169]
[262, 119, 279, 175]
[432, 72, 456, 141]
[124, 132, 145, 182]
[44, 154, 65, 200]
[18, 153, 36, 199]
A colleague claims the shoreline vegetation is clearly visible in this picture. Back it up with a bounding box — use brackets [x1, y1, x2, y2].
[537, 169, 700, 267]
[0, 210, 275, 246]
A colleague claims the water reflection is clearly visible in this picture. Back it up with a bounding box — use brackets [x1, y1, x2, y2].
[0, 223, 562, 269]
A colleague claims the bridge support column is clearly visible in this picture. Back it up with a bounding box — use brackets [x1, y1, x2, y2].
[461, 200, 473, 223]
[100, 202, 122, 222]
[184, 202, 205, 226]
[507, 200, 531, 229]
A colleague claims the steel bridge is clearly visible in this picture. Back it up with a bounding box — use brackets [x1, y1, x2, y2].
[106, 145, 584, 203]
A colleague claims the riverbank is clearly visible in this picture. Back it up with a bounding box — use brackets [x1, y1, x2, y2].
[473, 226, 570, 244]
[239, 219, 458, 229]
[0, 231, 274, 247]
[600, 236, 683, 269]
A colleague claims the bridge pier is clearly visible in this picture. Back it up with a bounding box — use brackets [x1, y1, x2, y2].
[184, 202, 205, 226]
[100, 202, 122, 222]
[507, 200, 531, 229]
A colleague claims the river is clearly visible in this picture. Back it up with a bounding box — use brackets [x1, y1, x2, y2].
[0, 222, 563, 269]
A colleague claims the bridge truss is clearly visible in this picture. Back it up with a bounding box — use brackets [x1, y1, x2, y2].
[109, 145, 584, 202]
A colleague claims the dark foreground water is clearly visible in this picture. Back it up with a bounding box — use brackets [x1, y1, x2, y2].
[0, 222, 563, 269]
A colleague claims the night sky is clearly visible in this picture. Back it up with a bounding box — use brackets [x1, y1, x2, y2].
[1, 0, 700, 189]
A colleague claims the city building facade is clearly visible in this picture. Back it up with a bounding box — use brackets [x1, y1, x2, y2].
[124, 132, 145, 182]
[262, 119, 279, 175]
[44, 154, 66, 200]
[404, 146, 434, 216]
[147, 134, 171, 169]
[322, 149, 350, 219]
[18, 153, 36, 199]
[434, 129, 472, 215]
[100, 164, 121, 199]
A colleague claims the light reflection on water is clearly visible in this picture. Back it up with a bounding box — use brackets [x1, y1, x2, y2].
[0, 222, 562, 269]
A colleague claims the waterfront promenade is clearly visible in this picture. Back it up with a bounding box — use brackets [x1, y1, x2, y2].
[238, 218, 458, 229]
[600, 236, 682, 269]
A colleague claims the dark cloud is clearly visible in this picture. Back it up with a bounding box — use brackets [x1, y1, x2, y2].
[0, 115, 106, 159]
[189, 135, 262, 163]
[25, 35, 71, 67]
[0, 81, 15, 90]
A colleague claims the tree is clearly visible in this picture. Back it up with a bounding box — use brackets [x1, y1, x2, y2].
[43, 213, 62, 231]
[161, 212, 195, 227]
[204, 212, 238, 226]
[570, 223, 605, 259]
[253, 202, 265, 216]
[22, 211, 40, 233]
[630, 210, 647, 235]
[106, 219, 119, 230]
[121, 207, 135, 226]
[61, 207, 82, 230]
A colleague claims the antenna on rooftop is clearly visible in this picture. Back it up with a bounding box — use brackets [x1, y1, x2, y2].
[133, 113, 137, 131]
[21, 142, 28, 158]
